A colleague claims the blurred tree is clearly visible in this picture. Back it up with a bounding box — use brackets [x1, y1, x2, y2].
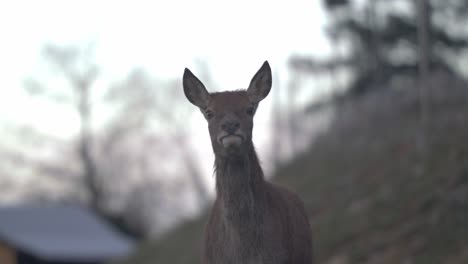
[21, 44, 158, 238]
[105, 68, 210, 209]
[416, 0, 431, 157]
[38, 44, 103, 210]
[291, 0, 468, 98]
[417, 0, 431, 80]
[268, 68, 333, 168]
[21, 44, 212, 239]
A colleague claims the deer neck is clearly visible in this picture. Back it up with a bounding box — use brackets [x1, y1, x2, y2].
[214, 143, 267, 226]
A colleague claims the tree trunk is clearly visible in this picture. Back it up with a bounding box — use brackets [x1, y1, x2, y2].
[75, 75, 101, 210]
[416, 0, 432, 172]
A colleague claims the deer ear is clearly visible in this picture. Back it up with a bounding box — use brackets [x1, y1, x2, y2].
[183, 68, 211, 108]
[247, 61, 272, 103]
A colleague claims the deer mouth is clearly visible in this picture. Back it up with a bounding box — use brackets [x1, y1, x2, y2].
[220, 134, 244, 147]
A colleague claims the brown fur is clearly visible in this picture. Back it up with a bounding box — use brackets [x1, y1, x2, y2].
[203, 140, 313, 264]
[183, 62, 313, 264]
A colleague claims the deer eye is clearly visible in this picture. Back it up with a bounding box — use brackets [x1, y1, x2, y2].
[205, 110, 214, 119]
[246, 106, 255, 116]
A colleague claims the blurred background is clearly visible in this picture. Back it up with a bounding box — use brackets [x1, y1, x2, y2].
[0, 0, 467, 263]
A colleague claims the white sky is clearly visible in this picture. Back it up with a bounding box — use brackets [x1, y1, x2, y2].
[0, 0, 330, 75]
[0, 0, 336, 207]
[0, 0, 332, 161]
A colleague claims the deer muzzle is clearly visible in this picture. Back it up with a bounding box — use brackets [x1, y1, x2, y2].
[219, 134, 244, 148]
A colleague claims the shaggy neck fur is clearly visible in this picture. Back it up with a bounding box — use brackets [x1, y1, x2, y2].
[214, 143, 267, 230]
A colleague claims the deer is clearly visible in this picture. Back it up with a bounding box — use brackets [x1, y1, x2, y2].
[183, 61, 313, 264]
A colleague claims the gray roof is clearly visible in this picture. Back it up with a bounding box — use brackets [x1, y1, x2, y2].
[0, 205, 135, 262]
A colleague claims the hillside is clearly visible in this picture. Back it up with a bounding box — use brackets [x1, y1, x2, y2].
[117, 74, 468, 264]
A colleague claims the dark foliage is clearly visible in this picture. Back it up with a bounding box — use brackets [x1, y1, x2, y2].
[292, 0, 468, 98]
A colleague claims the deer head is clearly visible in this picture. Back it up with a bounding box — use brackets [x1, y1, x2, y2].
[183, 61, 272, 158]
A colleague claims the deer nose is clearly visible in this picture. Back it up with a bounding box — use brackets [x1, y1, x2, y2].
[221, 121, 240, 134]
